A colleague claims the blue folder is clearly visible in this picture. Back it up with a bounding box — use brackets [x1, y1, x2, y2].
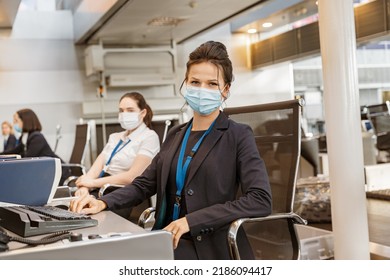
[0, 157, 61, 206]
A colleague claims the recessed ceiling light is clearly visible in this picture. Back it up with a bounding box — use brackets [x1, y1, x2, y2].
[247, 28, 257, 34]
[262, 22, 273, 28]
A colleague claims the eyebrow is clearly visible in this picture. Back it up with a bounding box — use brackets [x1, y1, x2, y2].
[120, 106, 136, 110]
[189, 76, 219, 83]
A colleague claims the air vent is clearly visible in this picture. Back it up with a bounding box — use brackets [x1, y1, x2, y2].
[250, 0, 390, 69]
[358, 67, 390, 84]
[293, 69, 323, 87]
[273, 29, 298, 62]
[298, 22, 320, 55]
[355, 0, 387, 40]
[106, 73, 176, 87]
[387, 0, 390, 31]
[251, 38, 273, 67]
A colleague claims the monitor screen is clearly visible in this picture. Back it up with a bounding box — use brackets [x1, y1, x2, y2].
[361, 120, 374, 133]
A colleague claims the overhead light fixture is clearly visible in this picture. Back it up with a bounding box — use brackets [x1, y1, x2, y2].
[247, 28, 257, 34]
[148, 16, 186, 26]
[262, 22, 273, 28]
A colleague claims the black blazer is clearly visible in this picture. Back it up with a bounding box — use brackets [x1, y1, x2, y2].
[101, 112, 272, 259]
[3, 134, 17, 153]
[1, 131, 61, 160]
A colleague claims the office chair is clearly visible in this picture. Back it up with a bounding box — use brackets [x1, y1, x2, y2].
[301, 137, 320, 176]
[224, 99, 307, 260]
[366, 101, 390, 163]
[138, 100, 307, 259]
[60, 123, 91, 187]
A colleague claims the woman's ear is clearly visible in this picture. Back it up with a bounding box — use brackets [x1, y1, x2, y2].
[140, 108, 147, 120]
[222, 85, 230, 100]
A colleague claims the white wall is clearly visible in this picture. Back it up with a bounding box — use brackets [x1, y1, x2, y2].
[0, 10, 96, 162]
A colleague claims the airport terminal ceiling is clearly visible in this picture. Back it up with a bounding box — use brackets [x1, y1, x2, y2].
[2, 0, 382, 47]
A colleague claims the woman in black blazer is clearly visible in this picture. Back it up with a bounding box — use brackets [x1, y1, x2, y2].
[2, 109, 62, 160]
[70, 41, 272, 260]
[1, 121, 17, 153]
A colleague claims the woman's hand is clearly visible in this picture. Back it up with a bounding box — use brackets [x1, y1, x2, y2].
[69, 194, 107, 215]
[163, 217, 190, 249]
[75, 175, 97, 189]
[74, 187, 89, 198]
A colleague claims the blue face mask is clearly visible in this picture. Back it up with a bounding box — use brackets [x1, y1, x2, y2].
[184, 86, 223, 116]
[14, 123, 22, 134]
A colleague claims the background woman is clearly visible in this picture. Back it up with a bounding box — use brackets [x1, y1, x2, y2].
[1, 121, 17, 153]
[1, 108, 62, 161]
[74, 92, 160, 198]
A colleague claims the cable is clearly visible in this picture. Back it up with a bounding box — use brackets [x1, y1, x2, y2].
[0, 230, 71, 252]
[9, 231, 71, 246]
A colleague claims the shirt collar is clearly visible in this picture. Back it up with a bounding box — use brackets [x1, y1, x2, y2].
[122, 122, 147, 141]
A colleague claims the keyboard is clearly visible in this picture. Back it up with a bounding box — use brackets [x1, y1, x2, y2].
[0, 205, 98, 237]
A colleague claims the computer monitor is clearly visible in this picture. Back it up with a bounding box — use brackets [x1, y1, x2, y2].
[0, 157, 61, 206]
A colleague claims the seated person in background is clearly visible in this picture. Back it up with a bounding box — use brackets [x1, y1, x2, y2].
[1, 121, 17, 153]
[1, 109, 62, 161]
[70, 41, 272, 260]
[74, 92, 160, 199]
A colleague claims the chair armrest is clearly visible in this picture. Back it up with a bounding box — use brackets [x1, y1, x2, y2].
[98, 183, 124, 198]
[63, 175, 78, 186]
[138, 207, 156, 228]
[227, 212, 307, 260]
[61, 175, 79, 195]
[61, 163, 87, 175]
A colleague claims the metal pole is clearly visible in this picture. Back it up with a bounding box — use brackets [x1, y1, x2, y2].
[98, 71, 107, 146]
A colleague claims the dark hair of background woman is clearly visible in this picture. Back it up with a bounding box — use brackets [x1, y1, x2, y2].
[120, 92, 153, 129]
[17, 108, 42, 133]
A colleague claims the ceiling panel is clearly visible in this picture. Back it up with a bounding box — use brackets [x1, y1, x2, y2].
[0, 0, 21, 28]
[80, 0, 266, 45]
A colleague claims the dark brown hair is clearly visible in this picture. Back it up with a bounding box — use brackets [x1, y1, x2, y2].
[120, 92, 153, 129]
[185, 41, 234, 88]
[17, 108, 42, 133]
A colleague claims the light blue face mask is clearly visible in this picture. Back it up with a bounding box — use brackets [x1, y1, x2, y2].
[184, 86, 223, 115]
[13, 124, 22, 134]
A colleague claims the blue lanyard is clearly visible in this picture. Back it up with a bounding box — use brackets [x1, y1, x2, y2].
[99, 139, 131, 178]
[173, 120, 215, 220]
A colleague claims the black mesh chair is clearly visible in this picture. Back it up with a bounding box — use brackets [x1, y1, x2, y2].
[366, 101, 390, 162]
[60, 123, 90, 186]
[224, 99, 307, 260]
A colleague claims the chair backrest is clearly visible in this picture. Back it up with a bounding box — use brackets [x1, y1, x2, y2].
[151, 118, 179, 144]
[366, 101, 390, 152]
[69, 123, 90, 164]
[225, 99, 302, 214]
[366, 101, 390, 133]
[224, 99, 304, 259]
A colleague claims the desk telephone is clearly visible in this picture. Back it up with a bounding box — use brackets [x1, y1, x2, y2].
[0, 205, 98, 252]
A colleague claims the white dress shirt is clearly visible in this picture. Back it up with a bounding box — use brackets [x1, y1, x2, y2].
[100, 123, 160, 175]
